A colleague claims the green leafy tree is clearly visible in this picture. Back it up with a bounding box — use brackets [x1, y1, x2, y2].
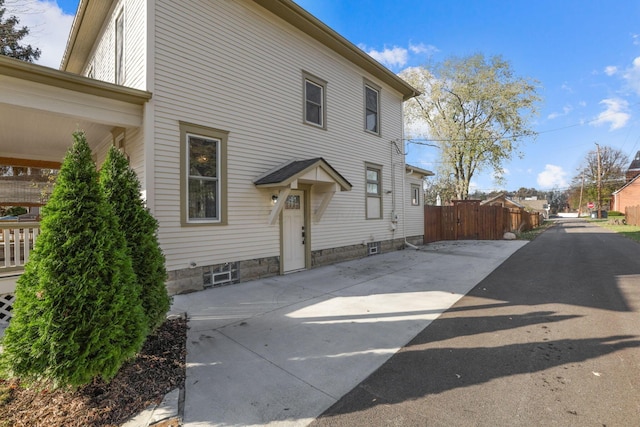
[5, 206, 26, 216]
[0, 132, 146, 388]
[546, 189, 569, 214]
[0, 0, 41, 62]
[401, 54, 541, 200]
[100, 146, 170, 332]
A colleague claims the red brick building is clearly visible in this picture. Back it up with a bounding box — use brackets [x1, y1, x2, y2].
[611, 151, 640, 213]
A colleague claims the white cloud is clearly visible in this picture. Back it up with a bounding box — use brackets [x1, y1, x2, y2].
[604, 65, 618, 76]
[547, 104, 573, 120]
[8, 1, 75, 69]
[560, 83, 572, 93]
[365, 45, 409, 69]
[360, 41, 438, 70]
[408, 42, 438, 56]
[623, 57, 640, 95]
[537, 165, 568, 189]
[591, 98, 631, 130]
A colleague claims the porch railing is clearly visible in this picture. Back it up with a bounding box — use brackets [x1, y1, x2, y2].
[0, 221, 39, 273]
[0, 222, 39, 323]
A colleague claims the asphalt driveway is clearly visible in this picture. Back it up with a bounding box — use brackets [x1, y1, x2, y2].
[311, 219, 640, 426]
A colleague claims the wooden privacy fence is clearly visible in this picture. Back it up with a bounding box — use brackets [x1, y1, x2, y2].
[626, 205, 640, 226]
[424, 201, 542, 243]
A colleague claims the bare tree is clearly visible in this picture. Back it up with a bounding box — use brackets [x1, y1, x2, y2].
[571, 145, 628, 211]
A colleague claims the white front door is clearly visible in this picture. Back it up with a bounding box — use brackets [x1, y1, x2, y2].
[282, 190, 306, 273]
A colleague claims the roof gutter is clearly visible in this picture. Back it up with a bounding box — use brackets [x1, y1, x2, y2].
[0, 55, 151, 105]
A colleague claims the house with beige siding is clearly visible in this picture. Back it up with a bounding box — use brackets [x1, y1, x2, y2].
[0, 0, 431, 297]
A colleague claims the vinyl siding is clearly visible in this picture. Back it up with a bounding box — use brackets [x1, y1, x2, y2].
[152, 0, 411, 271]
[405, 177, 425, 237]
[74, 0, 147, 187]
[92, 127, 145, 188]
[81, 0, 146, 91]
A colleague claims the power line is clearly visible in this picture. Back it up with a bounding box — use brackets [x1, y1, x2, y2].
[401, 100, 640, 145]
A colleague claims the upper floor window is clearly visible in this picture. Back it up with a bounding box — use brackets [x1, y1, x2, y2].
[180, 122, 228, 225]
[303, 72, 326, 129]
[364, 82, 380, 134]
[115, 10, 124, 84]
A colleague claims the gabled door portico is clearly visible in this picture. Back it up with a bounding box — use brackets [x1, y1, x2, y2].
[254, 157, 352, 275]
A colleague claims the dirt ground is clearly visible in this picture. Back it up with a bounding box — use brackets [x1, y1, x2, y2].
[0, 317, 187, 427]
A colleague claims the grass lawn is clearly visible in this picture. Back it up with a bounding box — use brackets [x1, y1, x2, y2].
[590, 219, 640, 243]
[517, 221, 555, 241]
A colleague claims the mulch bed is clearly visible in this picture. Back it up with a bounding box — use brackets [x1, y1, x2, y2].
[0, 317, 187, 427]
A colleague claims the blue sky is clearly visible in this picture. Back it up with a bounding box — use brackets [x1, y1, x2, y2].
[15, 0, 640, 192]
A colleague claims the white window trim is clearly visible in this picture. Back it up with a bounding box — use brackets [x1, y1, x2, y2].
[186, 133, 220, 223]
[411, 184, 420, 206]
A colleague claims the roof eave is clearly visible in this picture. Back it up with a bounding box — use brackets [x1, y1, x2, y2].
[252, 0, 419, 100]
[0, 55, 151, 105]
[254, 158, 352, 191]
[406, 164, 434, 177]
[61, 0, 116, 73]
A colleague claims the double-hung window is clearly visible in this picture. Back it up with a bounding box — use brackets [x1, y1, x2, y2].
[364, 82, 380, 134]
[181, 122, 228, 225]
[303, 73, 327, 128]
[366, 164, 382, 219]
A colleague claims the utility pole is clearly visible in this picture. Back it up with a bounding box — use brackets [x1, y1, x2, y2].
[596, 143, 602, 219]
[578, 171, 584, 217]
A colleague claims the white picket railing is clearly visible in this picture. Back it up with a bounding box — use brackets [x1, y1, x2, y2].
[0, 222, 39, 322]
[0, 221, 39, 271]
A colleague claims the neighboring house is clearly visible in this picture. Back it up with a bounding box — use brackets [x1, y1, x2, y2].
[0, 0, 432, 295]
[481, 193, 525, 210]
[611, 151, 640, 213]
[513, 197, 550, 218]
[481, 193, 549, 218]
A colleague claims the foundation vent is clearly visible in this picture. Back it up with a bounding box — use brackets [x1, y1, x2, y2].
[203, 262, 239, 287]
[367, 242, 381, 256]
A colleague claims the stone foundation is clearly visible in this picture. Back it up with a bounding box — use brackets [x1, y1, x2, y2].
[165, 235, 424, 295]
[239, 256, 280, 282]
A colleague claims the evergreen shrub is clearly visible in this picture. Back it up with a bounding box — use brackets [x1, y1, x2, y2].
[100, 146, 170, 332]
[0, 132, 146, 388]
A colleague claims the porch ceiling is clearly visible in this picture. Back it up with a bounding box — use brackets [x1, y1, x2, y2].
[1, 104, 113, 162]
[0, 56, 151, 163]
